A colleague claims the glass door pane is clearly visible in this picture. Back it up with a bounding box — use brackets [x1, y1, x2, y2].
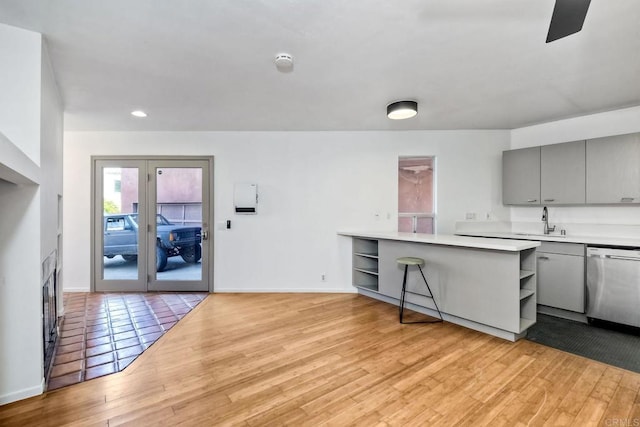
[102, 167, 140, 280]
[95, 161, 147, 292]
[148, 160, 209, 292]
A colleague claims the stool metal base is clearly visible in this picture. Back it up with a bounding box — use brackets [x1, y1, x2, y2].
[399, 263, 443, 324]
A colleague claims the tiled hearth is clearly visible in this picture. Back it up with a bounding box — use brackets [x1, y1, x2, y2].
[48, 292, 207, 391]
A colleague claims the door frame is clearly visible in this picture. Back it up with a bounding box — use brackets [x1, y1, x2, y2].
[90, 155, 215, 293]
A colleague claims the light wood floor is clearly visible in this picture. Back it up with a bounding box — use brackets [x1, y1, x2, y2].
[1, 293, 640, 426]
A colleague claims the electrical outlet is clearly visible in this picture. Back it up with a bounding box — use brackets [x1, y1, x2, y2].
[321, 274, 326, 282]
[465, 212, 476, 220]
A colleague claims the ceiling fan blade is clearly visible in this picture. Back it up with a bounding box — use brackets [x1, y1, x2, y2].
[546, 0, 591, 43]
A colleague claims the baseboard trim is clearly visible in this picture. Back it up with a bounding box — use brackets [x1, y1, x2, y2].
[0, 380, 44, 405]
[214, 287, 355, 293]
[63, 287, 90, 292]
[63, 287, 354, 293]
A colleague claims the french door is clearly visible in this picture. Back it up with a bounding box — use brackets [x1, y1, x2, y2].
[93, 157, 212, 292]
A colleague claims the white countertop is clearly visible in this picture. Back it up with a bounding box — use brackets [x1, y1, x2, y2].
[338, 230, 540, 252]
[456, 231, 640, 248]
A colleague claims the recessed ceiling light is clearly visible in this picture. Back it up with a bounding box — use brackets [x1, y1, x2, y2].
[131, 110, 147, 118]
[387, 101, 418, 120]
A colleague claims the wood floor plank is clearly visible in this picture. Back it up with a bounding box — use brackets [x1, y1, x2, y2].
[1, 293, 640, 426]
[599, 385, 638, 425]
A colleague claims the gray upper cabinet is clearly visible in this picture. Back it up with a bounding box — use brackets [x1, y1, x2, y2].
[502, 146, 540, 205]
[586, 133, 640, 204]
[540, 140, 586, 205]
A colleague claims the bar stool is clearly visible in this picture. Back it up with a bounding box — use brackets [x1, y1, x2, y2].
[397, 257, 443, 324]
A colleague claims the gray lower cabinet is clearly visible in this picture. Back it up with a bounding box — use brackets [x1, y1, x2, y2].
[502, 146, 541, 205]
[537, 242, 585, 313]
[540, 140, 585, 205]
[586, 133, 640, 204]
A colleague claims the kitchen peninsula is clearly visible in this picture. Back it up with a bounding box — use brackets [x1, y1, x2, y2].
[339, 231, 541, 341]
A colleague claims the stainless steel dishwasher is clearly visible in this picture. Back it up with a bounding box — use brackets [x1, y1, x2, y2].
[586, 246, 640, 327]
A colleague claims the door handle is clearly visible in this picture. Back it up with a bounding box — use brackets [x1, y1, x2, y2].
[202, 230, 209, 241]
[605, 255, 640, 261]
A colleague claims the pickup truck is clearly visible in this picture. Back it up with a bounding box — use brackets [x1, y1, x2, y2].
[104, 213, 202, 272]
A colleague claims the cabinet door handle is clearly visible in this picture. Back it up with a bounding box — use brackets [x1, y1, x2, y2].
[537, 256, 549, 260]
[621, 197, 635, 202]
[527, 199, 538, 203]
[544, 199, 555, 202]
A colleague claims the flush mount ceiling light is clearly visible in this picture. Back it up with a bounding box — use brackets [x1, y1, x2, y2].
[387, 100, 418, 120]
[131, 110, 147, 118]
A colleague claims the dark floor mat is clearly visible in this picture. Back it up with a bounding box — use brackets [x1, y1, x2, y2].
[526, 314, 640, 373]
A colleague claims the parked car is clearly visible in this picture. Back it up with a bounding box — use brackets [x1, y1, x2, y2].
[103, 213, 201, 272]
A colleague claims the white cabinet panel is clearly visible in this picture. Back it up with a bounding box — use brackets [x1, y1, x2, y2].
[502, 146, 541, 205]
[537, 249, 585, 313]
[586, 133, 640, 204]
[541, 140, 585, 205]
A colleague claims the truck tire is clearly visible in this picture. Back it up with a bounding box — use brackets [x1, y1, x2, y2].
[180, 244, 201, 264]
[156, 247, 168, 272]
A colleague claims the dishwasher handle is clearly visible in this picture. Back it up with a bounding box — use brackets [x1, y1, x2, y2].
[589, 254, 640, 262]
[587, 246, 640, 261]
[608, 255, 640, 261]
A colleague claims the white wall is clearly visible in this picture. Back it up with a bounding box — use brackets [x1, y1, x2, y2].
[0, 26, 63, 404]
[0, 182, 42, 404]
[40, 43, 64, 315]
[0, 23, 41, 165]
[63, 130, 510, 292]
[510, 106, 640, 226]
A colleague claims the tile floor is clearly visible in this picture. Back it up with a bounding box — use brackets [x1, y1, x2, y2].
[47, 292, 208, 391]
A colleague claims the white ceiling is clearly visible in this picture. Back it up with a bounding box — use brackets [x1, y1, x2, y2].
[1, 0, 639, 131]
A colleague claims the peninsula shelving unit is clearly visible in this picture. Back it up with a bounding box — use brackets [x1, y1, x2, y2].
[519, 247, 537, 332]
[341, 230, 541, 341]
[352, 238, 379, 292]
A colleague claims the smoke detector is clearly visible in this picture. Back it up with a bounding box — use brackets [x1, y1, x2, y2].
[274, 53, 294, 72]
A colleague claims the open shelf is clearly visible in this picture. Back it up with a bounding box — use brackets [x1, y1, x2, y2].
[354, 284, 380, 293]
[519, 270, 535, 280]
[354, 267, 378, 276]
[519, 289, 535, 300]
[354, 252, 379, 259]
[353, 238, 379, 292]
[519, 318, 536, 333]
[518, 247, 537, 333]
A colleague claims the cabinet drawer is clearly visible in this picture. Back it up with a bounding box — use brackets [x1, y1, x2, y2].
[538, 241, 584, 256]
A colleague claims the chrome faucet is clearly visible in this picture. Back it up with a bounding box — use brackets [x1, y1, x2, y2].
[542, 206, 556, 235]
